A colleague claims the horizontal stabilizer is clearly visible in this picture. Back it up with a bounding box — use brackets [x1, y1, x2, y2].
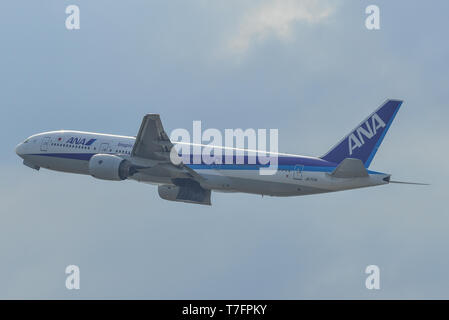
[330, 158, 368, 178]
[390, 180, 429, 185]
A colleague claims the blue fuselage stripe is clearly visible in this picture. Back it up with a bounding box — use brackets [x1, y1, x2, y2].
[28, 152, 384, 174]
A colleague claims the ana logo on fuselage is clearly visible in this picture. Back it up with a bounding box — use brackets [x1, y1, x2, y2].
[66, 137, 96, 146]
[348, 113, 385, 155]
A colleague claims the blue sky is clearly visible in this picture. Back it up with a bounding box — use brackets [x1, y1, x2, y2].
[0, 0, 448, 298]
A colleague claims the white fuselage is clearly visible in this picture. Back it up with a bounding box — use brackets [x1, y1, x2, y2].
[15, 130, 389, 197]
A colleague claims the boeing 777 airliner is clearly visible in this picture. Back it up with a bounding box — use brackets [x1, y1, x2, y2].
[15, 99, 425, 205]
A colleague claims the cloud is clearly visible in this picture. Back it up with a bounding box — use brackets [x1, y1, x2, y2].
[226, 0, 336, 55]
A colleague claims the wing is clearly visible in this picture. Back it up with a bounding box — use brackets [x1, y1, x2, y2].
[131, 114, 206, 182]
[131, 114, 173, 160]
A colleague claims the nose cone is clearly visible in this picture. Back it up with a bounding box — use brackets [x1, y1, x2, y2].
[15, 143, 24, 158]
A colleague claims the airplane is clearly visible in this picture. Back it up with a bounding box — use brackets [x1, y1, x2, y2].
[15, 99, 426, 205]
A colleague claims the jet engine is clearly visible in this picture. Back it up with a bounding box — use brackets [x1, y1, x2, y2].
[158, 180, 211, 205]
[88, 154, 136, 181]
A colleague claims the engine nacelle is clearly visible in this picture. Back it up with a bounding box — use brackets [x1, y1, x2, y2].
[88, 154, 134, 181]
[158, 182, 211, 205]
[158, 185, 180, 201]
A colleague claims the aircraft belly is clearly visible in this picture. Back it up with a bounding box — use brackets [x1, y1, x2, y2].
[21, 155, 388, 196]
[319, 174, 388, 191]
[195, 169, 327, 196]
[128, 173, 172, 185]
[24, 155, 89, 174]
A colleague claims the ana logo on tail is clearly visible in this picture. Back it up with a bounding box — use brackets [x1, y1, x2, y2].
[348, 113, 385, 155]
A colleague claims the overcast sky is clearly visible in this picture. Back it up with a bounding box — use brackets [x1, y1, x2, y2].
[0, 0, 448, 299]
